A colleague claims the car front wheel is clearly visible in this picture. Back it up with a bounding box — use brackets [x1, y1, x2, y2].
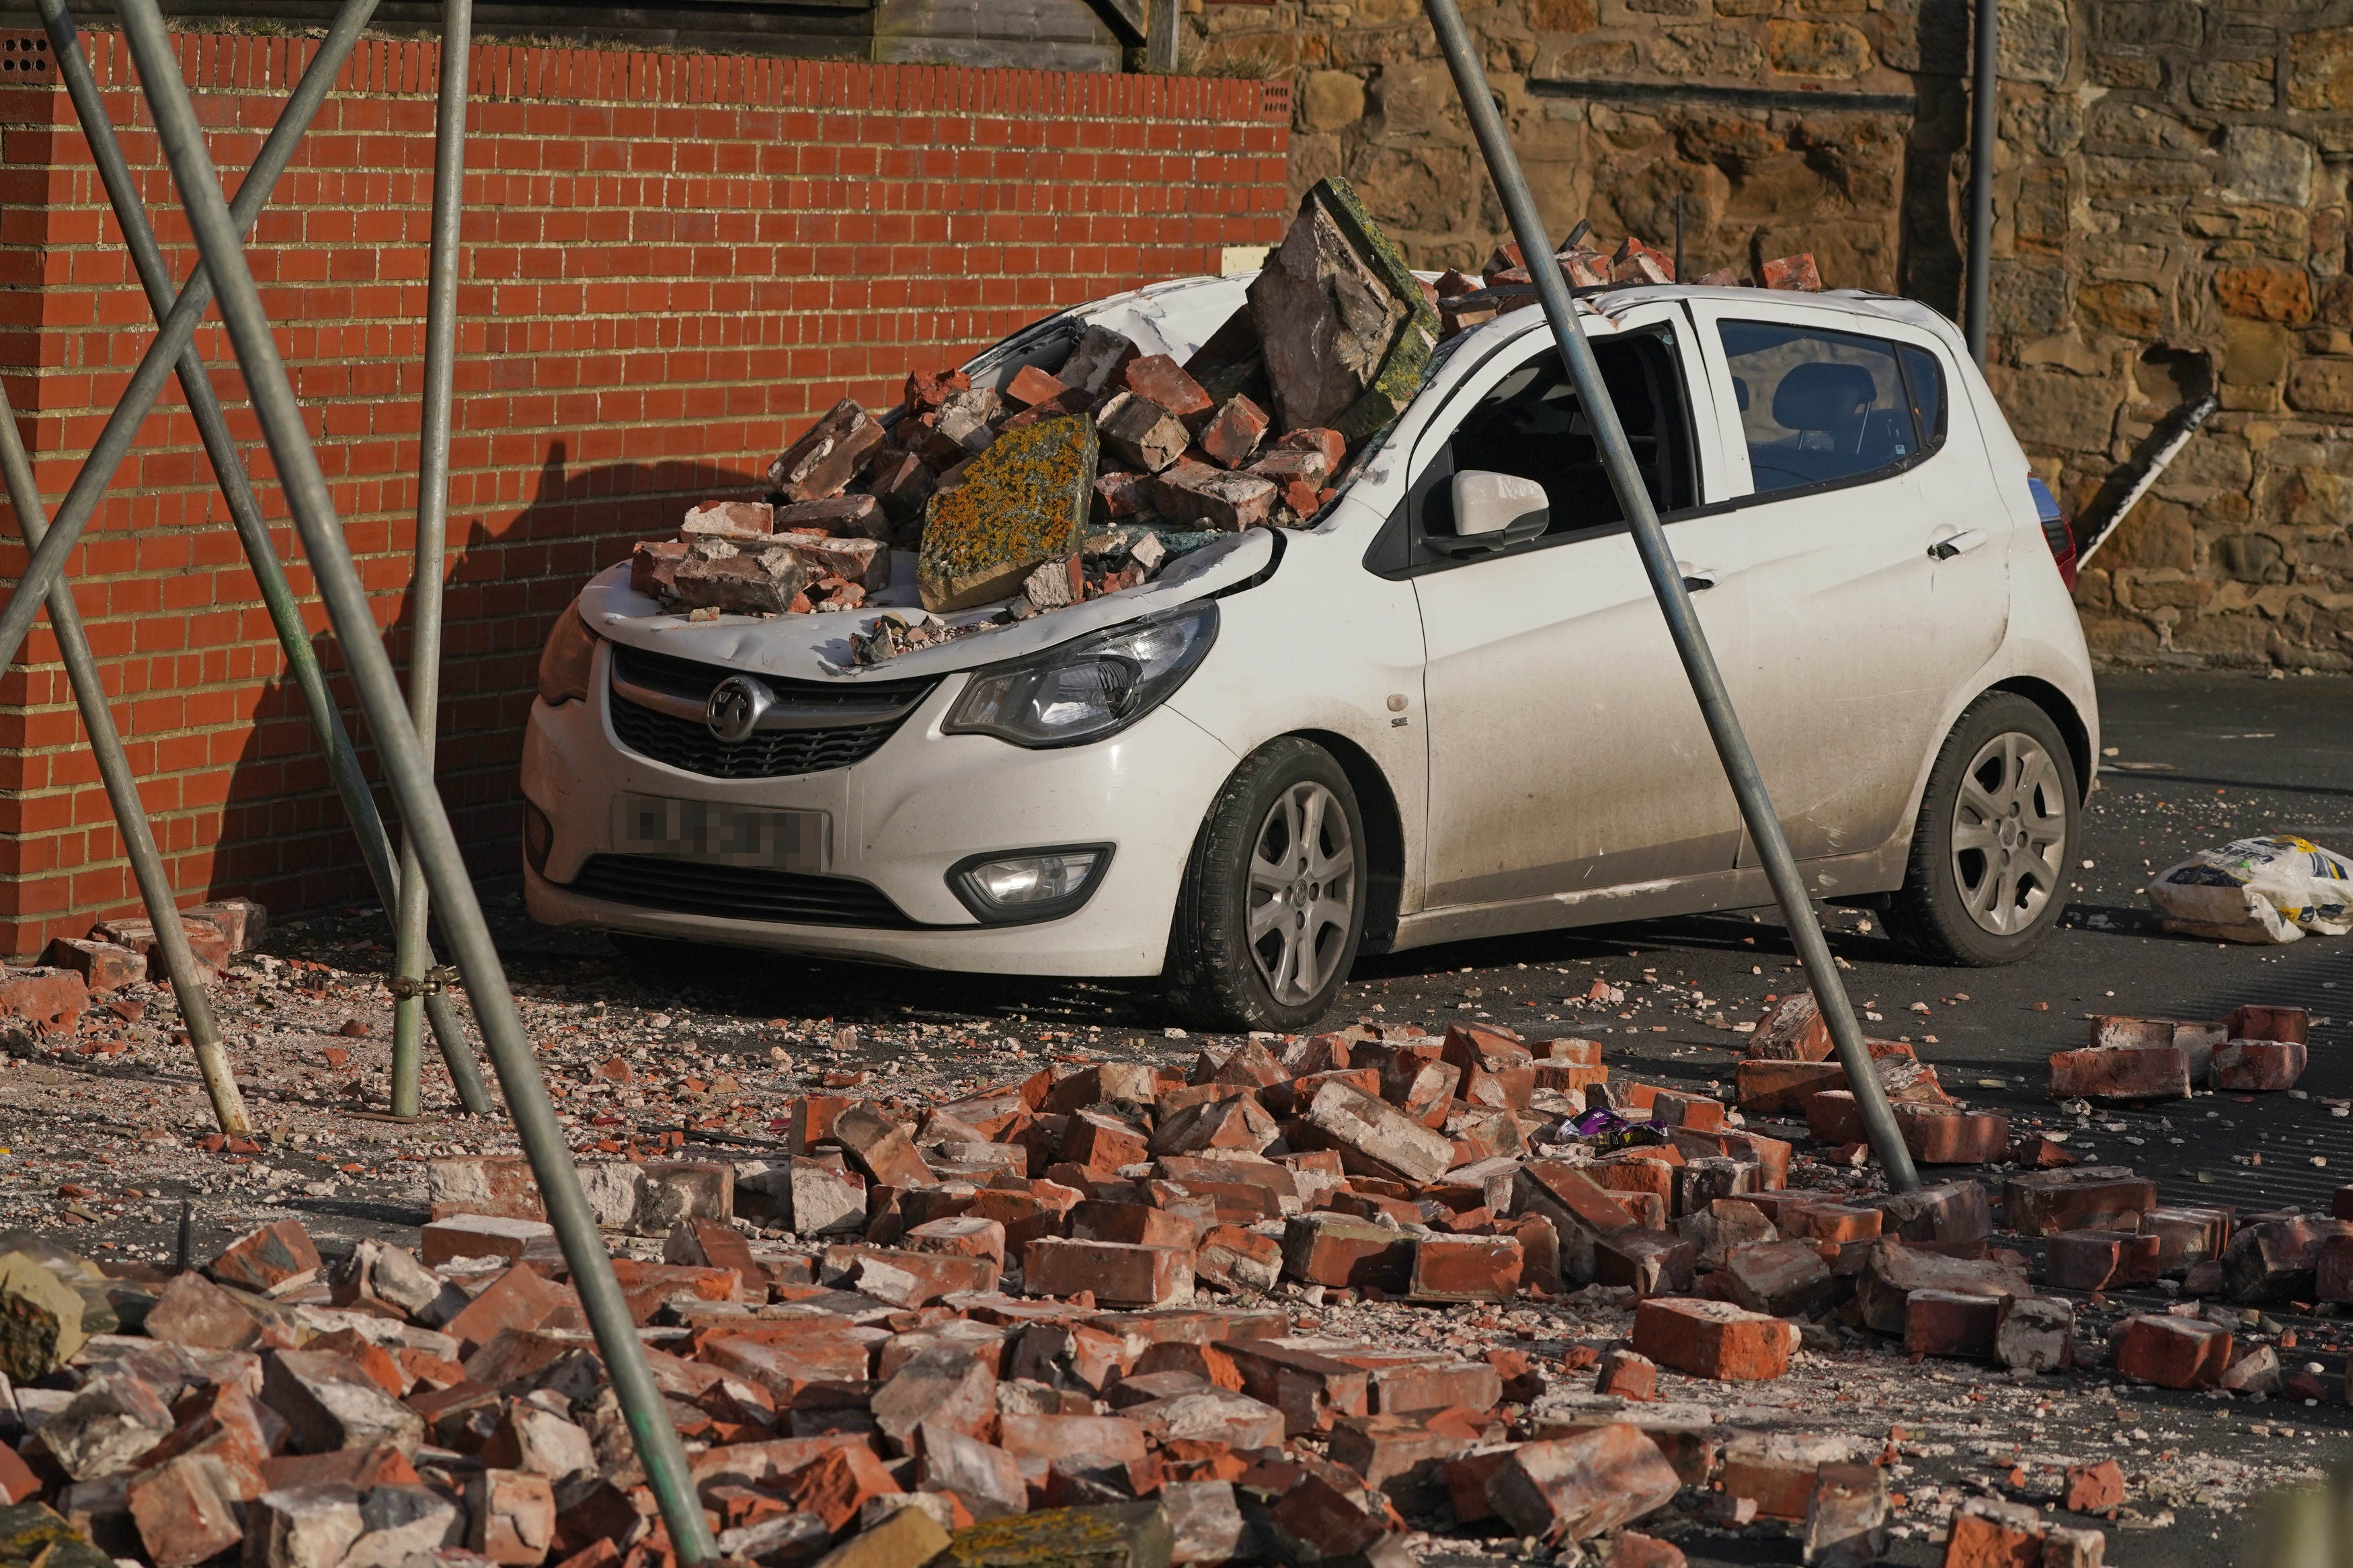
[1166, 737, 1368, 1032]
[1885, 692, 2080, 966]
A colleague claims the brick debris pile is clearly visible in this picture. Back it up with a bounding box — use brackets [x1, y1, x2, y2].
[1427, 239, 1823, 343]
[0, 898, 274, 1036]
[0, 991, 2331, 1568]
[622, 180, 1828, 666]
[621, 176, 1439, 661]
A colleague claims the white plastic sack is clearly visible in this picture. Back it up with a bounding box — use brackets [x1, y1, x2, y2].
[2146, 834, 2353, 944]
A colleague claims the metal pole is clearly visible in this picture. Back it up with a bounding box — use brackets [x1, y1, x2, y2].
[1422, 0, 1921, 1192]
[1964, 0, 1997, 366]
[0, 386, 249, 1135]
[391, 0, 473, 1118]
[33, 0, 493, 1117]
[110, 7, 717, 1558]
[0, 3, 378, 684]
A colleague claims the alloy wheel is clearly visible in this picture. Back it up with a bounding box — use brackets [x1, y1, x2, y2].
[1949, 730, 2068, 936]
[1246, 780, 1357, 1006]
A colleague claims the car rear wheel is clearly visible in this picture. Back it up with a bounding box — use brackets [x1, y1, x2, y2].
[1166, 737, 1368, 1032]
[1885, 692, 2079, 966]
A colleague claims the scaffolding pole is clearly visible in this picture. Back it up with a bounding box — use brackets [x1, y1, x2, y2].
[391, 0, 475, 1118]
[107, 2, 717, 1555]
[33, 0, 493, 1118]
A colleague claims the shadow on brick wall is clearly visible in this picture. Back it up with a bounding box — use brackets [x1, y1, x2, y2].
[211, 440, 770, 930]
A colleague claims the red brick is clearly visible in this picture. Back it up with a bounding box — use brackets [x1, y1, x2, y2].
[2063, 1458, 2124, 1514]
[1487, 1424, 1681, 1542]
[1904, 1289, 2002, 1360]
[1611, 1534, 1685, 1568]
[2044, 1230, 2162, 1291]
[2114, 1314, 2232, 1389]
[2001, 1169, 2157, 1236]
[1761, 253, 1823, 291]
[1897, 1106, 2011, 1165]
[1735, 1059, 1845, 1114]
[1632, 1298, 1798, 1381]
[1647, 1089, 1724, 1131]
[1942, 1501, 2044, 1568]
[1023, 1238, 1191, 1307]
[2047, 1046, 2190, 1101]
[1121, 355, 1213, 422]
[2228, 1004, 2308, 1044]
[2210, 1039, 2305, 1091]
[1593, 1348, 1655, 1402]
[1408, 1235, 1521, 1303]
[1198, 395, 1271, 469]
[1595, 1230, 1696, 1297]
[208, 1219, 322, 1293]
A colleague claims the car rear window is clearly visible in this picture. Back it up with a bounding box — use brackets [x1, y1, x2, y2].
[1718, 321, 1947, 497]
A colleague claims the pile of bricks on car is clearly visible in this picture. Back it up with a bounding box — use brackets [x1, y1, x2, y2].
[1429, 239, 1822, 342]
[621, 176, 1437, 657]
[621, 179, 1831, 662]
[0, 987, 2334, 1568]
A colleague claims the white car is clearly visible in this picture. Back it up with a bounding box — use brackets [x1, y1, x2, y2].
[522, 276, 2098, 1031]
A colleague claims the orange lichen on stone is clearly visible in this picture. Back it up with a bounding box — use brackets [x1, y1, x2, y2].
[916, 416, 1099, 612]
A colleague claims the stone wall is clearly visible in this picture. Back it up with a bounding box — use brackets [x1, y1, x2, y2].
[1181, 0, 2353, 669]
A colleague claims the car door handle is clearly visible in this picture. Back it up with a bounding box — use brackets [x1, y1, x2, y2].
[1928, 528, 1989, 561]
[1675, 563, 1719, 592]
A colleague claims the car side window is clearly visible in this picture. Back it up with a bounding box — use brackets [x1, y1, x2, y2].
[1718, 321, 1946, 497]
[1363, 331, 1699, 577]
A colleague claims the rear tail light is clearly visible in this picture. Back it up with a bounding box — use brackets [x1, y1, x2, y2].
[2028, 476, 2077, 590]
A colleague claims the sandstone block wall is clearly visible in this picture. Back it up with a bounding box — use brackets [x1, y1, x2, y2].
[1185, 0, 2353, 669]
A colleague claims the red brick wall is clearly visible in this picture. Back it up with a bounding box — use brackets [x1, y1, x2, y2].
[0, 29, 1290, 958]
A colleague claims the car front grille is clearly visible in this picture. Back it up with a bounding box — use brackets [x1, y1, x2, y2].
[605, 643, 936, 780]
[567, 854, 917, 929]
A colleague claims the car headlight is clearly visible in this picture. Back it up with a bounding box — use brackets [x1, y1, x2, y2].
[536, 600, 600, 706]
[943, 601, 1218, 749]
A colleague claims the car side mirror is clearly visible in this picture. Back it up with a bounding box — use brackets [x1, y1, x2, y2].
[1428, 470, 1550, 557]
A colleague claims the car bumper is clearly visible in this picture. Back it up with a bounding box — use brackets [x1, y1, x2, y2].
[519, 649, 1238, 975]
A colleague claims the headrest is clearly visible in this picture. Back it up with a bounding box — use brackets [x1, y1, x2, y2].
[1772, 362, 1878, 434]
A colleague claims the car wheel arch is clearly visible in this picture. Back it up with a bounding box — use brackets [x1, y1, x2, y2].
[1280, 729, 1406, 958]
[1986, 675, 2092, 796]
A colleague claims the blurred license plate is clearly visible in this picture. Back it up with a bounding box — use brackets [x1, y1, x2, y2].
[612, 795, 830, 872]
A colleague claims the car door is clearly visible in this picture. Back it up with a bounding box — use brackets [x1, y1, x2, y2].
[1682, 302, 2013, 866]
[1388, 311, 1752, 910]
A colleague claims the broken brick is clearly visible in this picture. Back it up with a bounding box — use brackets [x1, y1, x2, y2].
[1486, 1423, 1681, 1542]
[2210, 1039, 2305, 1091]
[2046, 1047, 2190, 1102]
[2114, 1315, 2231, 1389]
[1632, 1298, 1798, 1381]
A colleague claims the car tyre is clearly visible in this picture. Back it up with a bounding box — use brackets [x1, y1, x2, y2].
[1166, 737, 1369, 1033]
[1884, 692, 2080, 966]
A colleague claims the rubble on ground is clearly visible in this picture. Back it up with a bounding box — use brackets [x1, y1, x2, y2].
[1, 958, 2342, 1568]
